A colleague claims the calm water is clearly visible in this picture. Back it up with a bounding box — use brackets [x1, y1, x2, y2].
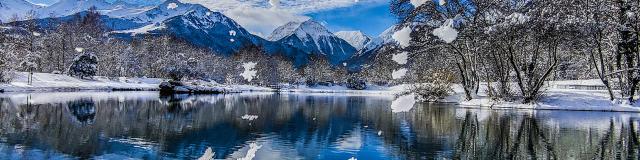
[0, 92, 639, 159]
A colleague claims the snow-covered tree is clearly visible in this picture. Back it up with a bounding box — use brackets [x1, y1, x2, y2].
[68, 51, 98, 79]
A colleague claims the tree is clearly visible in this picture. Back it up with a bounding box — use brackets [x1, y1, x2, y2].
[68, 51, 98, 79]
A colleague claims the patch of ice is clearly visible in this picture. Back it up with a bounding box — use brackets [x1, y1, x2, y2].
[392, 52, 408, 65]
[75, 47, 84, 53]
[198, 147, 214, 160]
[229, 30, 237, 36]
[241, 114, 259, 121]
[392, 26, 412, 48]
[238, 143, 262, 160]
[432, 19, 458, 43]
[391, 94, 416, 113]
[410, 0, 428, 7]
[240, 62, 257, 82]
[167, 3, 178, 10]
[392, 68, 407, 79]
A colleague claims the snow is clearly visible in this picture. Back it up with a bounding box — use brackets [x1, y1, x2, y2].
[391, 94, 416, 113]
[230, 39, 235, 42]
[439, 0, 446, 5]
[32, 32, 41, 37]
[229, 30, 236, 36]
[377, 131, 382, 136]
[392, 26, 412, 48]
[0, 72, 162, 92]
[432, 19, 458, 43]
[335, 31, 371, 50]
[167, 3, 178, 10]
[240, 62, 258, 82]
[410, 0, 428, 8]
[241, 114, 259, 121]
[349, 157, 357, 160]
[111, 24, 165, 36]
[238, 143, 262, 160]
[75, 47, 84, 53]
[392, 52, 408, 65]
[392, 68, 407, 79]
[198, 147, 214, 160]
[505, 12, 529, 25]
[269, 0, 280, 9]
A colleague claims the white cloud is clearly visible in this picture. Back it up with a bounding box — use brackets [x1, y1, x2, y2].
[224, 7, 309, 38]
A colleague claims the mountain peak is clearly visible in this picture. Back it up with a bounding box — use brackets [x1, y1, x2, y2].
[335, 30, 371, 50]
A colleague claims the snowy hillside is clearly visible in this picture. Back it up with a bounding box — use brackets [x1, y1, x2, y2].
[121, 0, 208, 24]
[268, 20, 357, 65]
[335, 31, 371, 50]
[0, 0, 41, 22]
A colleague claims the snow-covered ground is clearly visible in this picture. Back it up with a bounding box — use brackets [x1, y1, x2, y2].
[0, 72, 162, 92]
[2, 72, 640, 112]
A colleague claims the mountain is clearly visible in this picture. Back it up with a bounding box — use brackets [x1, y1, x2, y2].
[39, 0, 112, 17]
[0, 0, 41, 22]
[346, 25, 399, 71]
[112, 1, 265, 55]
[268, 20, 357, 65]
[335, 31, 371, 50]
[121, 0, 209, 24]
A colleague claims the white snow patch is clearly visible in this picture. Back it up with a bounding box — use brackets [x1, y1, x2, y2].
[391, 94, 416, 113]
[206, 12, 212, 16]
[410, 0, 428, 7]
[349, 157, 357, 160]
[392, 26, 412, 48]
[32, 32, 41, 37]
[241, 114, 259, 121]
[198, 147, 215, 160]
[392, 52, 408, 65]
[269, 0, 280, 9]
[167, 3, 178, 10]
[240, 62, 258, 82]
[238, 143, 262, 160]
[432, 19, 458, 43]
[377, 131, 382, 136]
[392, 68, 407, 79]
[439, 0, 446, 5]
[230, 39, 235, 42]
[75, 47, 84, 53]
[229, 30, 237, 36]
[505, 12, 530, 25]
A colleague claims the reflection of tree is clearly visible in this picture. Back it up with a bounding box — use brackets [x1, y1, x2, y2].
[593, 119, 640, 159]
[67, 98, 95, 124]
[454, 111, 479, 160]
[508, 116, 557, 159]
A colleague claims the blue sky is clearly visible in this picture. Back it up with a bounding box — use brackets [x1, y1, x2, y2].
[28, 0, 396, 37]
[307, 2, 396, 36]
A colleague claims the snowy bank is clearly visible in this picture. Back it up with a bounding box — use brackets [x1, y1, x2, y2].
[0, 72, 162, 92]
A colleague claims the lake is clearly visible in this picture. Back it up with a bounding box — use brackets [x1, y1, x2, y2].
[0, 92, 638, 159]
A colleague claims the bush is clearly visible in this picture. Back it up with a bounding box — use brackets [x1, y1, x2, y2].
[411, 69, 455, 102]
[68, 52, 98, 79]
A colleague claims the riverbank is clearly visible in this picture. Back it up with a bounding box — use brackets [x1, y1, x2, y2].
[1, 72, 639, 113]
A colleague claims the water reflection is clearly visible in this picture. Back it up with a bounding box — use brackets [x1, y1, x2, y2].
[0, 92, 638, 159]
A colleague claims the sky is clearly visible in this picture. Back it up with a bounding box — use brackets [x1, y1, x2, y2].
[27, 0, 397, 37]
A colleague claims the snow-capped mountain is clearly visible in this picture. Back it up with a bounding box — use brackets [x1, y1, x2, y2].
[112, 2, 263, 55]
[268, 20, 357, 65]
[346, 25, 399, 70]
[335, 31, 371, 50]
[0, 0, 41, 22]
[39, 0, 113, 17]
[121, 0, 207, 24]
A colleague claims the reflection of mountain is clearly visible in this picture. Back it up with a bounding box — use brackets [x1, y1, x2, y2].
[0, 93, 638, 159]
